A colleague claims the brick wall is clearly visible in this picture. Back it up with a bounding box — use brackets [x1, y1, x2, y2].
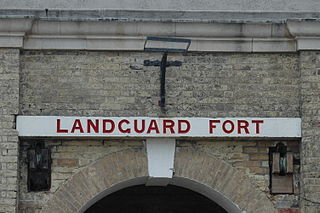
[18, 51, 301, 212]
[177, 140, 300, 210]
[20, 51, 300, 118]
[18, 139, 300, 212]
[300, 51, 320, 212]
[18, 140, 144, 212]
[0, 49, 20, 213]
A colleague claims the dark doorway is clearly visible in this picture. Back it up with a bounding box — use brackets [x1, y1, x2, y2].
[85, 185, 228, 213]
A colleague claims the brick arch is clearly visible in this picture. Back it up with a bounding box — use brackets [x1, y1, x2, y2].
[174, 148, 277, 213]
[41, 148, 149, 213]
[41, 147, 276, 213]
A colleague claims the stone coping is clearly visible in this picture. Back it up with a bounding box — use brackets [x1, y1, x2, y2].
[0, 15, 319, 51]
[0, 0, 320, 12]
[1, 9, 320, 22]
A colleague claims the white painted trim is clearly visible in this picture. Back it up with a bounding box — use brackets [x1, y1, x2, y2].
[146, 138, 176, 186]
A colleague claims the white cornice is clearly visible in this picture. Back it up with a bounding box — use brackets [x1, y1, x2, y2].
[0, 17, 319, 52]
[287, 20, 320, 50]
[0, 18, 33, 48]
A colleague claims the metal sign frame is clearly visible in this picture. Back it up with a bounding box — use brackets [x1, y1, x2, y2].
[144, 36, 191, 53]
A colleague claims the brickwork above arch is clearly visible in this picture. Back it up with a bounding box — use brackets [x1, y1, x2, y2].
[174, 148, 277, 213]
[41, 147, 277, 213]
[41, 148, 148, 213]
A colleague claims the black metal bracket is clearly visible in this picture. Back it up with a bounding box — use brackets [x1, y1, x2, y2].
[143, 53, 183, 107]
[143, 60, 182, 67]
[143, 36, 191, 108]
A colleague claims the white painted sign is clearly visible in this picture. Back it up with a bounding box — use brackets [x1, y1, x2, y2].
[16, 116, 301, 138]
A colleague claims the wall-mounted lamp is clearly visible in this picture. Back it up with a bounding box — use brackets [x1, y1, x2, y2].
[269, 143, 294, 194]
[27, 141, 51, 192]
[143, 37, 191, 108]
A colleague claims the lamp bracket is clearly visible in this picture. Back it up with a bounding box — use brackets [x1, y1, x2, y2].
[143, 60, 182, 67]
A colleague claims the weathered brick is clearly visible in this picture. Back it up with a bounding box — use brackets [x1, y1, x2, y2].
[243, 146, 258, 153]
[19, 52, 299, 117]
[278, 209, 300, 213]
[55, 159, 79, 167]
[249, 167, 269, 174]
[249, 154, 269, 161]
[301, 51, 320, 212]
[0, 49, 19, 213]
[233, 161, 261, 167]
[175, 148, 277, 213]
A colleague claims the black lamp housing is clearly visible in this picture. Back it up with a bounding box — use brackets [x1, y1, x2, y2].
[27, 141, 51, 192]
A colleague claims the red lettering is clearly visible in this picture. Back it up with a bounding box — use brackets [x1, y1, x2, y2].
[56, 119, 68, 133]
[147, 120, 160, 134]
[252, 120, 264, 134]
[222, 120, 234, 134]
[178, 120, 191, 134]
[163, 120, 175, 134]
[87, 119, 99, 133]
[119, 119, 131, 133]
[134, 119, 145, 134]
[103, 119, 115, 133]
[71, 119, 84, 133]
[237, 120, 249, 134]
[209, 120, 220, 134]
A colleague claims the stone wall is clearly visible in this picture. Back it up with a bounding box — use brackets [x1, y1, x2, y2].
[300, 51, 320, 212]
[0, 49, 20, 213]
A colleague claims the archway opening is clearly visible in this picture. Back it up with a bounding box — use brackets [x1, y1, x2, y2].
[84, 185, 228, 213]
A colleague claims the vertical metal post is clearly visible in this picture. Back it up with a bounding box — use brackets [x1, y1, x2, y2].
[159, 53, 167, 107]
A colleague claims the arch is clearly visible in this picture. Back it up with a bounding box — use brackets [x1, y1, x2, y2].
[41, 148, 277, 213]
[174, 148, 277, 213]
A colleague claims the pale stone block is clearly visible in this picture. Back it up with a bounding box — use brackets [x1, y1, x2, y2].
[189, 38, 252, 52]
[0, 36, 23, 48]
[252, 38, 296, 52]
